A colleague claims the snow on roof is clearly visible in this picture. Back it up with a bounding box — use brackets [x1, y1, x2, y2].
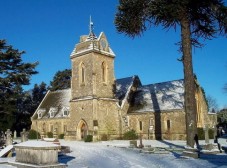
[36, 89, 71, 119]
[130, 79, 184, 112]
[71, 32, 115, 57]
[34, 77, 185, 118]
[115, 76, 134, 101]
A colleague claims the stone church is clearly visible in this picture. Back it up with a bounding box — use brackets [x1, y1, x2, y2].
[31, 22, 216, 141]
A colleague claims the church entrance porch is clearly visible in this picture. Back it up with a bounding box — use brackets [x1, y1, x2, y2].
[77, 120, 88, 140]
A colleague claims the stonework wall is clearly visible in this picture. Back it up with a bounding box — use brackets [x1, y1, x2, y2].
[127, 110, 186, 140]
[96, 100, 120, 139]
[69, 98, 119, 140]
[127, 113, 155, 139]
[31, 118, 70, 138]
[160, 111, 186, 140]
[93, 54, 115, 98]
[69, 100, 93, 135]
[71, 52, 115, 100]
[196, 87, 207, 128]
[71, 53, 94, 99]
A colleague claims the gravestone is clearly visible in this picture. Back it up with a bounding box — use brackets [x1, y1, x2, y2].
[5, 129, 12, 146]
[0, 131, 5, 147]
[1, 131, 5, 140]
[41, 130, 46, 139]
[20, 128, 28, 142]
[129, 140, 137, 148]
[11, 141, 66, 168]
[53, 128, 58, 139]
[14, 131, 17, 139]
[0, 145, 13, 157]
[138, 133, 144, 148]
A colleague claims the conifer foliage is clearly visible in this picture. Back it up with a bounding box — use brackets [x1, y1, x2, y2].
[0, 39, 38, 131]
[12, 82, 47, 134]
[115, 0, 227, 147]
[49, 69, 71, 91]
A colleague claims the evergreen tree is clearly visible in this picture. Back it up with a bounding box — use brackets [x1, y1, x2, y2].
[49, 69, 71, 91]
[32, 82, 47, 108]
[12, 86, 31, 134]
[12, 82, 47, 133]
[0, 39, 38, 131]
[217, 108, 227, 125]
[115, 0, 227, 147]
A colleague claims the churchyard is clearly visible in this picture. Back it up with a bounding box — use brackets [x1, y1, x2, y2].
[0, 129, 226, 168]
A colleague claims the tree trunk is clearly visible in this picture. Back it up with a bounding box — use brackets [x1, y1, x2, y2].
[181, 18, 197, 148]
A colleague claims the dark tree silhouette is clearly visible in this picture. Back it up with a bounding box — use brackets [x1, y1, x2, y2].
[0, 39, 38, 130]
[49, 69, 71, 91]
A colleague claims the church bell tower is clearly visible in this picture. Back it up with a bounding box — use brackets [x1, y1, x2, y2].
[69, 18, 119, 140]
[70, 18, 116, 100]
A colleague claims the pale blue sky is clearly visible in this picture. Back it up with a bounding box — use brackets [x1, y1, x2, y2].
[1, 0, 227, 108]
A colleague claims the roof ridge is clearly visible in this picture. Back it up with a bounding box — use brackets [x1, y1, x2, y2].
[116, 75, 138, 81]
[143, 79, 184, 87]
[49, 88, 71, 93]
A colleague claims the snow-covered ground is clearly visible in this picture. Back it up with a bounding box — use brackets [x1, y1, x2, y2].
[0, 138, 227, 168]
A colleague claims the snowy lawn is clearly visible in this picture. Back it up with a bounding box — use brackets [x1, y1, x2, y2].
[58, 138, 227, 168]
[0, 138, 226, 168]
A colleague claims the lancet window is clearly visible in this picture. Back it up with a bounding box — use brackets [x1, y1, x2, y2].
[101, 61, 107, 83]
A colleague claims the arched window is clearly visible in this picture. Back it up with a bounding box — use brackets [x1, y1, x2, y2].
[167, 120, 171, 130]
[101, 61, 107, 83]
[80, 62, 85, 84]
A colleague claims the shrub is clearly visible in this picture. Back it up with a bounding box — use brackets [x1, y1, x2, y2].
[197, 127, 214, 140]
[208, 129, 214, 139]
[123, 130, 138, 140]
[47, 132, 53, 138]
[28, 129, 40, 139]
[58, 134, 64, 139]
[197, 127, 205, 140]
[84, 135, 93, 142]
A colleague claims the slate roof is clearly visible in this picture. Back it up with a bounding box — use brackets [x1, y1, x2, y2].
[33, 89, 71, 119]
[115, 76, 142, 107]
[129, 79, 184, 112]
[115, 76, 135, 101]
[33, 77, 185, 119]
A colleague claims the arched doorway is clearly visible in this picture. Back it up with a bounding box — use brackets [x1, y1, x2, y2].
[77, 120, 88, 140]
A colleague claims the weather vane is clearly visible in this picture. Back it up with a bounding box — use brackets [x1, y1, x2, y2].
[89, 16, 94, 35]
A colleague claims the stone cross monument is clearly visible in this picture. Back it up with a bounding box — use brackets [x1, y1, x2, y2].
[20, 128, 28, 142]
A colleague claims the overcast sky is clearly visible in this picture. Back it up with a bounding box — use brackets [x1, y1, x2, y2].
[1, 0, 227, 108]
